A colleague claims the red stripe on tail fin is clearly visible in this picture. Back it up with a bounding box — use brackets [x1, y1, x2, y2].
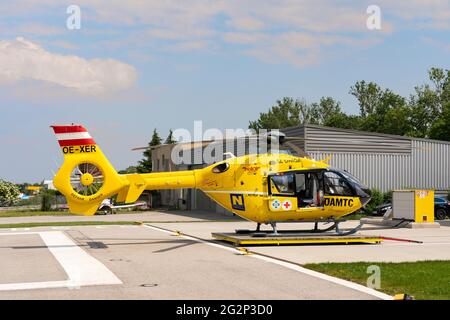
[51, 125, 87, 134]
[58, 139, 96, 147]
[51, 125, 96, 146]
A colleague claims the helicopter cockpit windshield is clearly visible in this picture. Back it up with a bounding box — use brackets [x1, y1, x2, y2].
[269, 168, 371, 208]
[329, 168, 371, 201]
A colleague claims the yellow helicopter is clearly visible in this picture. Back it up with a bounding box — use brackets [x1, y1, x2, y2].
[51, 125, 371, 236]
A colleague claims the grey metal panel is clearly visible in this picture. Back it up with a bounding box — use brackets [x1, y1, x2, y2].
[392, 191, 415, 220]
[281, 126, 306, 151]
[309, 139, 450, 192]
[411, 140, 450, 190]
[304, 126, 412, 154]
[308, 152, 412, 192]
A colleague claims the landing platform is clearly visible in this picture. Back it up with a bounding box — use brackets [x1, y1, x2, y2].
[212, 231, 383, 246]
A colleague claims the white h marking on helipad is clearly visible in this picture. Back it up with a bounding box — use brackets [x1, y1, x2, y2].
[0, 231, 122, 291]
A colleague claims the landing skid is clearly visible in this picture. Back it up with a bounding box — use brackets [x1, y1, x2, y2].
[235, 221, 365, 237]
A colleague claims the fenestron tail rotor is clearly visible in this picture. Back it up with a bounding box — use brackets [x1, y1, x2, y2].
[70, 163, 104, 197]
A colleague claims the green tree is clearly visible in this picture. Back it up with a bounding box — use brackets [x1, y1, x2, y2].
[137, 129, 162, 173]
[249, 97, 314, 131]
[349, 81, 382, 117]
[323, 113, 362, 129]
[408, 68, 449, 139]
[309, 96, 365, 130]
[310, 97, 342, 125]
[349, 80, 414, 135]
[249, 67, 449, 141]
[165, 129, 177, 144]
[428, 68, 450, 140]
[429, 102, 450, 141]
[40, 189, 57, 211]
[359, 89, 410, 135]
[118, 166, 138, 174]
[0, 179, 20, 205]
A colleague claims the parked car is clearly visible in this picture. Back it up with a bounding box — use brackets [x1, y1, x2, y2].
[371, 196, 450, 220]
[434, 196, 450, 220]
[371, 203, 392, 217]
[96, 198, 148, 215]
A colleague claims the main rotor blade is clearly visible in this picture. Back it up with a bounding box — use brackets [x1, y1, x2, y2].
[283, 141, 308, 157]
[131, 140, 214, 151]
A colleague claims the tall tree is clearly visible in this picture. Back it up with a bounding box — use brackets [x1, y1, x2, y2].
[349, 81, 382, 117]
[429, 68, 450, 140]
[409, 68, 449, 138]
[165, 129, 177, 144]
[137, 129, 162, 173]
[359, 89, 410, 135]
[249, 97, 315, 131]
[310, 97, 343, 125]
[429, 102, 450, 141]
[247, 67, 449, 141]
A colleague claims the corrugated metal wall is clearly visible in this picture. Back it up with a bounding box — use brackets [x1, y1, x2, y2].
[280, 126, 306, 152]
[412, 140, 450, 190]
[305, 125, 411, 154]
[302, 126, 450, 192]
[308, 152, 412, 191]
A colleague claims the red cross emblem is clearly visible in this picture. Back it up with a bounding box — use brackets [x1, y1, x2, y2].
[282, 200, 292, 210]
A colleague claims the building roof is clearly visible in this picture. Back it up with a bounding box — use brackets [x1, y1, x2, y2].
[282, 123, 450, 145]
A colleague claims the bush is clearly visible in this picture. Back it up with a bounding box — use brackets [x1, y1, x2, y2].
[0, 179, 20, 206]
[382, 190, 393, 203]
[363, 188, 384, 214]
[40, 190, 57, 211]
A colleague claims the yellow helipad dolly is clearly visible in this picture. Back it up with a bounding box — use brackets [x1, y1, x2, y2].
[212, 231, 383, 246]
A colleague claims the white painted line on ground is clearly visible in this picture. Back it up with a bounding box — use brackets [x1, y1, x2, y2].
[144, 225, 238, 253]
[250, 254, 393, 300]
[1, 232, 35, 236]
[143, 224, 393, 300]
[0, 231, 122, 291]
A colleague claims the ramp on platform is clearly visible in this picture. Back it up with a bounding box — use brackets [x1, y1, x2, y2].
[212, 231, 383, 246]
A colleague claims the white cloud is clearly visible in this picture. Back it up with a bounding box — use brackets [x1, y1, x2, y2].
[0, 37, 137, 94]
[1, 1, 449, 67]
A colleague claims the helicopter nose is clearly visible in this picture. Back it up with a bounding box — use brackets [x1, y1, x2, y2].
[360, 195, 371, 206]
[357, 188, 371, 206]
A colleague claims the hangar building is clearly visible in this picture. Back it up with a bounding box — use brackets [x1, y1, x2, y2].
[282, 124, 450, 193]
[152, 124, 450, 212]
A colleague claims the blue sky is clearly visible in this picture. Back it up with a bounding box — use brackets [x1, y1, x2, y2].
[0, 0, 449, 183]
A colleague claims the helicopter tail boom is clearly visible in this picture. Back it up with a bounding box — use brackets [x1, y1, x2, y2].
[51, 125, 128, 215]
[51, 125, 199, 215]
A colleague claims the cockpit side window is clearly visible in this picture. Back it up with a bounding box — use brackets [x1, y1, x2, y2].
[270, 174, 295, 195]
[324, 171, 354, 196]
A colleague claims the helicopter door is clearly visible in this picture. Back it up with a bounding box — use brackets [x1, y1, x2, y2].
[295, 172, 324, 208]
